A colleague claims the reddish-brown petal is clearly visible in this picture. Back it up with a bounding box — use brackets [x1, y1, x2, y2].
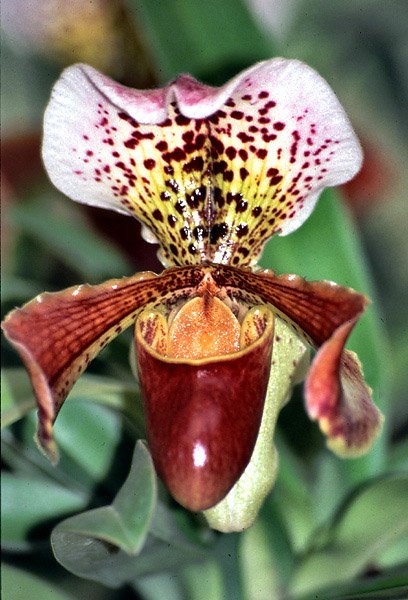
[210, 264, 368, 347]
[208, 264, 382, 455]
[305, 319, 383, 456]
[1, 265, 208, 460]
[135, 306, 275, 511]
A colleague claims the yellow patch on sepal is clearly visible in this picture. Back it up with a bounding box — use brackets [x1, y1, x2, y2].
[240, 306, 273, 349]
[326, 414, 384, 459]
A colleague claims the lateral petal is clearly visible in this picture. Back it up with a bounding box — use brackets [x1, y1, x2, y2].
[305, 319, 383, 457]
[1, 266, 207, 460]
[210, 265, 368, 347]
[208, 265, 383, 456]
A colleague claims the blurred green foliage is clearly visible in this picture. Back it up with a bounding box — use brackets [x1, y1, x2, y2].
[2, 0, 407, 599]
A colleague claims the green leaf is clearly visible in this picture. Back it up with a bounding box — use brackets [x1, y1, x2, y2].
[212, 534, 244, 600]
[311, 451, 350, 526]
[240, 517, 282, 599]
[386, 438, 408, 472]
[51, 445, 207, 587]
[128, 533, 207, 583]
[133, 0, 277, 81]
[1, 39, 58, 133]
[181, 561, 224, 600]
[50, 398, 128, 487]
[136, 572, 186, 600]
[1, 276, 43, 304]
[51, 441, 157, 582]
[389, 329, 408, 428]
[273, 433, 316, 552]
[2, 372, 144, 502]
[2, 396, 130, 498]
[10, 195, 132, 282]
[379, 534, 408, 570]
[1, 368, 35, 429]
[1, 473, 89, 551]
[290, 474, 408, 596]
[68, 374, 144, 433]
[1, 368, 143, 433]
[1, 564, 76, 600]
[1, 427, 83, 497]
[128, 502, 209, 578]
[294, 562, 408, 600]
[112, 441, 157, 552]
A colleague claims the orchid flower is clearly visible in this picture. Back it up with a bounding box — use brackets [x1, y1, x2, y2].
[2, 58, 383, 532]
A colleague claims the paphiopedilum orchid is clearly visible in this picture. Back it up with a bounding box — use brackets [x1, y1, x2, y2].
[2, 58, 383, 532]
